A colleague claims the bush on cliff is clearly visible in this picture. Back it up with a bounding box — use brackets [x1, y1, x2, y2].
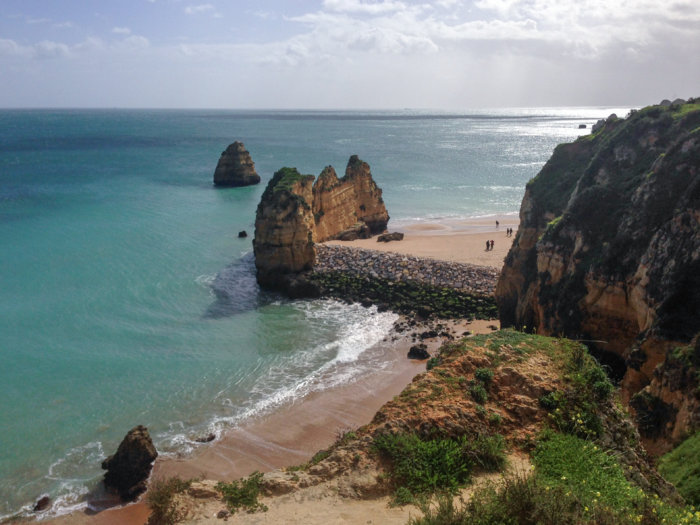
[146, 476, 192, 525]
[373, 432, 506, 505]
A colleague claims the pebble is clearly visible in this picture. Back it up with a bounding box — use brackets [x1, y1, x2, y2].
[313, 244, 499, 296]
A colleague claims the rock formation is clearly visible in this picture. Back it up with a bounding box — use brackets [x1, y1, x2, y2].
[253, 156, 388, 291]
[101, 425, 158, 501]
[495, 98, 700, 454]
[213, 141, 261, 187]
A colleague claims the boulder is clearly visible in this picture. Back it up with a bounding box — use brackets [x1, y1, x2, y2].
[195, 433, 216, 443]
[101, 425, 158, 502]
[377, 232, 404, 242]
[408, 344, 431, 360]
[213, 141, 260, 187]
[238, 230, 248, 238]
[33, 496, 50, 512]
[335, 222, 370, 241]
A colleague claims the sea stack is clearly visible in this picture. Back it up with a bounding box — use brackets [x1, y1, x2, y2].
[495, 98, 700, 455]
[213, 141, 261, 187]
[101, 425, 158, 501]
[253, 155, 389, 292]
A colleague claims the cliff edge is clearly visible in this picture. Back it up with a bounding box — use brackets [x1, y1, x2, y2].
[495, 98, 700, 454]
[253, 156, 388, 291]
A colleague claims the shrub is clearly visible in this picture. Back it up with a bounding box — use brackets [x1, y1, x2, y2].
[374, 432, 470, 502]
[373, 432, 506, 504]
[474, 368, 494, 386]
[146, 476, 192, 525]
[217, 471, 268, 514]
[462, 434, 506, 472]
[427, 357, 440, 370]
[469, 384, 488, 404]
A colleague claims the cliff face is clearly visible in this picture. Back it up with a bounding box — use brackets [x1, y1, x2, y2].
[213, 141, 261, 187]
[254, 156, 388, 291]
[313, 156, 389, 242]
[496, 99, 700, 453]
[253, 168, 316, 290]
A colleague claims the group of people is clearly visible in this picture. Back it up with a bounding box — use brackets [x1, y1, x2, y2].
[485, 239, 495, 251]
[505, 227, 514, 237]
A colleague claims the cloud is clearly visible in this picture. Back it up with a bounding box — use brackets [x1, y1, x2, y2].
[34, 40, 71, 59]
[112, 27, 132, 35]
[184, 4, 215, 15]
[322, 0, 407, 15]
[114, 35, 150, 51]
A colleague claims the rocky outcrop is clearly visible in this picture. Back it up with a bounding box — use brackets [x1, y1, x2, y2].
[496, 98, 700, 453]
[213, 141, 261, 187]
[253, 156, 388, 291]
[253, 167, 316, 290]
[101, 425, 158, 501]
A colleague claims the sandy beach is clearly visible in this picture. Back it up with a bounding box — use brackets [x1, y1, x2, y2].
[327, 214, 519, 268]
[48, 216, 516, 525]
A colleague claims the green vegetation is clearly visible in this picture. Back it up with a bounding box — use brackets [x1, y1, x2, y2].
[216, 471, 268, 514]
[469, 383, 488, 404]
[146, 476, 192, 525]
[533, 432, 637, 512]
[672, 102, 700, 119]
[659, 431, 700, 505]
[426, 357, 441, 370]
[410, 431, 700, 524]
[373, 432, 506, 505]
[474, 368, 494, 385]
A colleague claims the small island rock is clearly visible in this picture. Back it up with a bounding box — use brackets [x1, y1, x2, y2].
[213, 141, 261, 187]
[238, 230, 248, 238]
[101, 425, 158, 502]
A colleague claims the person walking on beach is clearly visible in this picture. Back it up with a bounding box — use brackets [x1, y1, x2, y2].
[486, 240, 490, 251]
[496, 220, 499, 228]
[490, 240, 494, 250]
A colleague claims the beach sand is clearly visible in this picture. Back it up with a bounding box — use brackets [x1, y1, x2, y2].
[47, 216, 515, 524]
[327, 214, 519, 268]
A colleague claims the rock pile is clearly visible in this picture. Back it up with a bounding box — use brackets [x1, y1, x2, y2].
[314, 244, 498, 296]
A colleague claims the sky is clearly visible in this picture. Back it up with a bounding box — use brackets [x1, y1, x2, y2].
[0, 0, 698, 109]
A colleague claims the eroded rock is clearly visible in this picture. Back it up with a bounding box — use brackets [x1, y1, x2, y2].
[101, 425, 158, 501]
[213, 141, 260, 187]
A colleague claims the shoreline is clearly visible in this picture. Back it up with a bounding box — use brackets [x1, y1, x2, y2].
[45, 215, 517, 524]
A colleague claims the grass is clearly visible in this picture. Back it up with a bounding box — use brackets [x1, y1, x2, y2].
[146, 476, 192, 525]
[373, 432, 506, 505]
[658, 431, 700, 505]
[216, 471, 268, 514]
[409, 431, 700, 524]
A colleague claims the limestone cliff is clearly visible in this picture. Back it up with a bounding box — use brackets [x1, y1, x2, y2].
[254, 156, 388, 291]
[213, 141, 261, 187]
[496, 99, 700, 453]
[253, 167, 316, 290]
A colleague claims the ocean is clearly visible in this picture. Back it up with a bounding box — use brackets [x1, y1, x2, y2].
[0, 107, 629, 519]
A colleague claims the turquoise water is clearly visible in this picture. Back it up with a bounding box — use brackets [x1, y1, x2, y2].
[0, 107, 628, 518]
